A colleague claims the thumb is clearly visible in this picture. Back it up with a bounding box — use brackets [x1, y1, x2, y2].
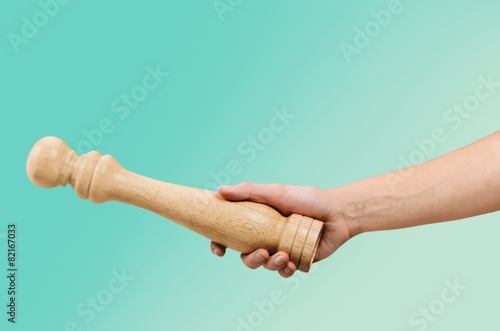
[218, 182, 332, 220]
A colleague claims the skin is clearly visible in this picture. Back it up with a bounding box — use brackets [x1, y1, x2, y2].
[211, 131, 500, 277]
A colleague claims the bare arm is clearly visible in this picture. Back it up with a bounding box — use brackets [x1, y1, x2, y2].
[339, 130, 500, 235]
[212, 131, 500, 277]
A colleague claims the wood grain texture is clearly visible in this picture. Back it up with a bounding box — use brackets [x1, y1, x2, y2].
[26, 137, 323, 272]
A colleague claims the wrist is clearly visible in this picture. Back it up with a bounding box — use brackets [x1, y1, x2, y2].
[328, 181, 398, 237]
[327, 186, 364, 238]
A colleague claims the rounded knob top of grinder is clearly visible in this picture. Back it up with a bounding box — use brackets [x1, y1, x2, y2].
[26, 136, 74, 188]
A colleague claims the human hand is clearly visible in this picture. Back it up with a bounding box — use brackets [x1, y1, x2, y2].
[211, 182, 353, 277]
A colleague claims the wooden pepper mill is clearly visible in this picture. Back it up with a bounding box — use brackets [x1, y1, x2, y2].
[26, 137, 323, 272]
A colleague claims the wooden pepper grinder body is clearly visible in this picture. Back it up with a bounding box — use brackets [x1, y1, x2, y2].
[26, 137, 323, 272]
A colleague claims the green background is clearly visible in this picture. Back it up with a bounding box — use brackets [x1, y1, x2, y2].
[1, 0, 499, 330]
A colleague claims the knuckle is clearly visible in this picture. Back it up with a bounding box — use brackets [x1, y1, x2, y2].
[241, 182, 254, 198]
[306, 185, 320, 195]
[272, 183, 286, 196]
[270, 184, 288, 205]
[241, 181, 253, 189]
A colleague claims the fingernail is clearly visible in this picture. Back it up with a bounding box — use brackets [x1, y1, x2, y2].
[212, 248, 218, 256]
[255, 252, 266, 263]
[218, 185, 229, 191]
[284, 267, 291, 274]
[275, 255, 286, 266]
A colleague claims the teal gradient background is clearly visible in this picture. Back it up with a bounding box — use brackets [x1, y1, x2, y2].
[1, 0, 499, 330]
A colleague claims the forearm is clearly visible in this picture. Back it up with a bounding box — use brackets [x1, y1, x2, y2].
[333, 131, 500, 236]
